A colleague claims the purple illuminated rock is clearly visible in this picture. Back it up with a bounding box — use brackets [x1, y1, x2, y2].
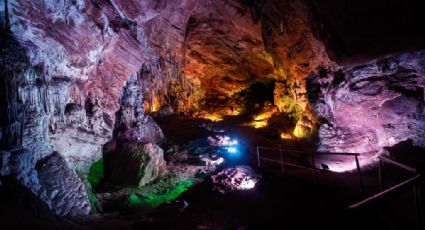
[1, 0, 424, 217]
[37, 152, 91, 217]
[309, 51, 425, 167]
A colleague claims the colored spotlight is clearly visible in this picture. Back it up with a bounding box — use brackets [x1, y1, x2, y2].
[227, 147, 237, 153]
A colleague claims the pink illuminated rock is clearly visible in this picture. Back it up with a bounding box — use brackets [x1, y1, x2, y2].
[309, 51, 425, 170]
[1, 0, 201, 216]
[2, 0, 424, 217]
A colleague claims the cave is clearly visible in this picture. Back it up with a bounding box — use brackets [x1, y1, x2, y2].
[1, 0, 425, 229]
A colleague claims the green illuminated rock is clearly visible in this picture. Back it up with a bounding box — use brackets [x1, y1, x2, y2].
[102, 142, 166, 187]
[87, 158, 104, 188]
[128, 194, 143, 206]
[127, 178, 193, 207]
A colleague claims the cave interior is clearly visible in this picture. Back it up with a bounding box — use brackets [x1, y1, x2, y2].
[0, 0, 425, 229]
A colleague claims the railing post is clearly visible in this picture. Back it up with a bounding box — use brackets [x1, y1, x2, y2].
[355, 155, 365, 195]
[279, 149, 285, 174]
[257, 146, 261, 168]
[378, 159, 383, 192]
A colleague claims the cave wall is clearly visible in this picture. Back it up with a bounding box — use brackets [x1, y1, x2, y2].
[309, 51, 425, 165]
[182, 0, 335, 137]
[3, 0, 199, 172]
[0, 0, 332, 178]
[183, 1, 274, 102]
[1, 0, 424, 217]
[1, 0, 283, 217]
[256, 0, 334, 137]
[0, 0, 206, 217]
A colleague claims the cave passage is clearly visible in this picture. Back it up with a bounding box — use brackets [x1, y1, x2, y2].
[238, 80, 276, 112]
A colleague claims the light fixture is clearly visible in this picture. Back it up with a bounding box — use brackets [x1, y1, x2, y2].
[227, 147, 237, 153]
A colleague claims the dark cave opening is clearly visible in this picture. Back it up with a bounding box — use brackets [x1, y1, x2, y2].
[238, 79, 276, 114]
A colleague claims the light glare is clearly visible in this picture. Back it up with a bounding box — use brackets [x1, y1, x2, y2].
[227, 147, 237, 153]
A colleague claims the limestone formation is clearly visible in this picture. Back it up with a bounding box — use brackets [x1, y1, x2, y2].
[1, 0, 424, 217]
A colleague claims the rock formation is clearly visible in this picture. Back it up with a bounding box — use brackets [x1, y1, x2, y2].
[211, 165, 260, 194]
[309, 51, 425, 166]
[0, 0, 424, 217]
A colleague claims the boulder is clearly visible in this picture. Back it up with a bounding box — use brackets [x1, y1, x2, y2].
[36, 152, 91, 217]
[103, 142, 166, 187]
[137, 143, 167, 186]
[211, 166, 260, 194]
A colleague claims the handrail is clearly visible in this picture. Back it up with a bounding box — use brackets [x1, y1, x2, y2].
[257, 145, 422, 228]
[379, 156, 417, 174]
[259, 157, 315, 171]
[256, 146, 360, 156]
[348, 174, 421, 209]
[317, 152, 361, 156]
[257, 146, 304, 154]
[256, 145, 365, 193]
[350, 155, 422, 229]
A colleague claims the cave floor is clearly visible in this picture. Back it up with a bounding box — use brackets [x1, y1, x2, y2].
[156, 115, 317, 166]
[2, 116, 421, 229]
[76, 115, 421, 229]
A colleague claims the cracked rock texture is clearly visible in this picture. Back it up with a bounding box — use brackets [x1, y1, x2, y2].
[0, 0, 196, 216]
[0, 0, 224, 216]
[136, 143, 167, 186]
[36, 152, 91, 216]
[308, 51, 425, 166]
[1, 0, 424, 217]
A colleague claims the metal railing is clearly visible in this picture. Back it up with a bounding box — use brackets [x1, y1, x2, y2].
[256, 146, 364, 194]
[348, 155, 423, 230]
[256, 145, 423, 229]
